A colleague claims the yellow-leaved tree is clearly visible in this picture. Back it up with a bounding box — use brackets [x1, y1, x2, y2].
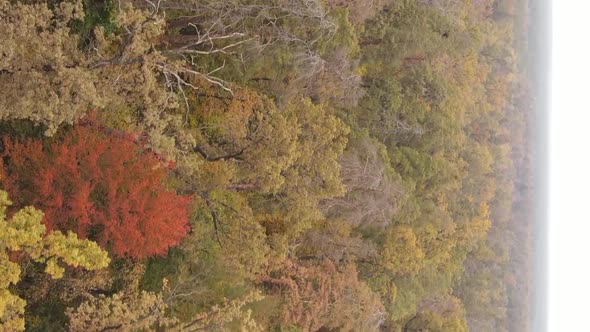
[0, 189, 110, 331]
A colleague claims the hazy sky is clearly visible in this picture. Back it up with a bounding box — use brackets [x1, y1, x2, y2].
[548, 1, 589, 331]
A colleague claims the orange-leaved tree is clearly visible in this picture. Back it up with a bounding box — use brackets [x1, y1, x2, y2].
[0, 117, 192, 258]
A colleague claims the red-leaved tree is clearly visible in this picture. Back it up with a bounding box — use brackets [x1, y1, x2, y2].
[0, 118, 192, 258]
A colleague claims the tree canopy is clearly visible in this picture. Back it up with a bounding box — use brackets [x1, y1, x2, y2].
[1, 117, 192, 258]
[0, 0, 531, 330]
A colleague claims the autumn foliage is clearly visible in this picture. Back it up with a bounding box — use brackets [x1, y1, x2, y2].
[260, 259, 385, 331]
[0, 0, 530, 329]
[0, 118, 192, 258]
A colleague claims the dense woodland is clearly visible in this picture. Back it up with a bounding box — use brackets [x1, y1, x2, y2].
[0, 0, 532, 330]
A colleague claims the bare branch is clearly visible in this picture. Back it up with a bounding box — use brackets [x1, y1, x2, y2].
[193, 145, 244, 162]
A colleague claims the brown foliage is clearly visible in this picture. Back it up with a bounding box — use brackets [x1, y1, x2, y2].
[260, 259, 385, 331]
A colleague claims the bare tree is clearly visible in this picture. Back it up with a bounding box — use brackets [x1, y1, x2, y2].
[115, 0, 348, 107]
[321, 136, 404, 227]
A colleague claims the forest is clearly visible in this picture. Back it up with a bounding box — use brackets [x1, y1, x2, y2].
[0, 0, 532, 330]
